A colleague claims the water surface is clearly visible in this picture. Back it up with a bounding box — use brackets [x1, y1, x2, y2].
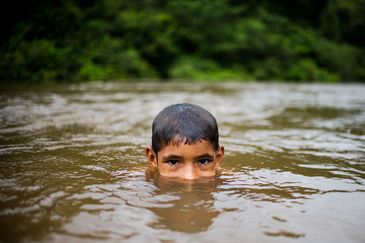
[0, 82, 364, 242]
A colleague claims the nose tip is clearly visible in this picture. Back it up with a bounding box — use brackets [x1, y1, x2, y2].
[183, 166, 197, 180]
[184, 175, 196, 180]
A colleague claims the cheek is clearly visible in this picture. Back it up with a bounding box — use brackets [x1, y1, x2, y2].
[202, 160, 219, 170]
[198, 168, 216, 177]
[199, 164, 215, 172]
[198, 162, 218, 175]
[157, 163, 179, 175]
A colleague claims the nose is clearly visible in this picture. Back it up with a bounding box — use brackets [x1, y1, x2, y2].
[183, 165, 197, 180]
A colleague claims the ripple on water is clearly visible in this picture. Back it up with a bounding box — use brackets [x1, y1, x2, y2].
[0, 82, 364, 242]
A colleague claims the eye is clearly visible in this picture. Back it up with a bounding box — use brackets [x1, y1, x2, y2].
[166, 160, 180, 167]
[197, 159, 212, 166]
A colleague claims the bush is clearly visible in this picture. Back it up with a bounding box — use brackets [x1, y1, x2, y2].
[286, 58, 339, 82]
[170, 56, 252, 81]
[0, 39, 71, 82]
[0, 0, 364, 83]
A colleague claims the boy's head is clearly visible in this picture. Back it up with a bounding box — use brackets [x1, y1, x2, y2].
[146, 103, 224, 180]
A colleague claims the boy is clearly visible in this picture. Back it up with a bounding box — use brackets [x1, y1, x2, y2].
[146, 103, 224, 180]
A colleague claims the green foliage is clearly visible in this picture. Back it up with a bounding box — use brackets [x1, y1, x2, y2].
[0, 0, 364, 83]
[75, 37, 157, 81]
[0, 39, 72, 82]
[115, 9, 178, 77]
[170, 56, 252, 81]
[286, 59, 339, 82]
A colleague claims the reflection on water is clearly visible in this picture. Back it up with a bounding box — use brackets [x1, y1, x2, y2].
[146, 168, 221, 233]
[0, 82, 365, 242]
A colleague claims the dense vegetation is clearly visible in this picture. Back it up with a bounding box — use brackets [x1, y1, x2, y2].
[1, 0, 364, 83]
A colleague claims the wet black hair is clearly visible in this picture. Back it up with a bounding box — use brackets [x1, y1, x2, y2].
[151, 103, 219, 153]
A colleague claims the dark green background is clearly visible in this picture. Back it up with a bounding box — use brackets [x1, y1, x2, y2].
[1, 0, 364, 83]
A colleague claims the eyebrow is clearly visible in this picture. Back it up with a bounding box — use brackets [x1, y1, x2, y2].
[162, 155, 184, 161]
[195, 153, 214, 159]
[162, 153, 214, 161]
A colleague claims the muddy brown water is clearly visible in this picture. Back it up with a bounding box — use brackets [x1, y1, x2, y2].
[0, 82, 364, 243]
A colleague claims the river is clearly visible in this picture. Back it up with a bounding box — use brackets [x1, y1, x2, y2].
[0, 82, 364, 242]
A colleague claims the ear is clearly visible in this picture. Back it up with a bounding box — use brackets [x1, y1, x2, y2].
[215, 146, 224, 169]
[146, 146, 157, 167]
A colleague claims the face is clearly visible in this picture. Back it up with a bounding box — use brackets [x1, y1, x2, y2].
[146, 140, 224, 180]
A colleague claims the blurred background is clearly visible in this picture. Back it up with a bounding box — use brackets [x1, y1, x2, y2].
[1, 0, 364, 84]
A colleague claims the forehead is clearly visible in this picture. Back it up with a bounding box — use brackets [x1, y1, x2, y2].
[158, 140, 215, 157]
